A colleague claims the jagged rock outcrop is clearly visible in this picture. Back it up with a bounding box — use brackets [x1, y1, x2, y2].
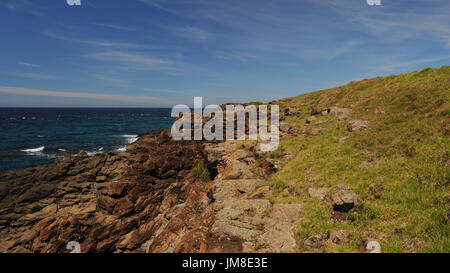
[0, 129, 302, 253]
[0, 130, 212, 253]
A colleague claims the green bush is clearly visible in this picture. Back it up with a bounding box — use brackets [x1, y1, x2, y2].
[191, 160, 211, 182]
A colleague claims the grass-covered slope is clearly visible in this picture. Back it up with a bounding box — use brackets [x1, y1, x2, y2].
[270, 66, 449, 252]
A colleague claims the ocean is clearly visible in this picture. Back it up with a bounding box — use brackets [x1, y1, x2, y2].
[0, 108, 173, 173]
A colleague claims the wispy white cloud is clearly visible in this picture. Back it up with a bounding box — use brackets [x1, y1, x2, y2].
[328, 40, 360, 60]
[314, 0, 450, 46]
[173, 26, 210, 42]
[18, 62, 40, 67]
[96, 74, 130, 87]
[1, 0, 44, 16]
[89, 50, 180, 72]
[44, 31, 146, 49]
[215, 51, 260, 62]
[0, 86, 165, 104]
[94, 23, 136, 31]
[8, 72, 58, 80]
[369, 55, 450, 73]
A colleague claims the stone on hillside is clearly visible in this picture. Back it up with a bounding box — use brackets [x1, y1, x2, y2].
[230, 149, 247, 161]
[308, 187, 329, 201]
[347, 120, 369, 132]
[310, 106, 320, 116]
[204, 144, 224, 163]
[304, 235, 323, 250]
[329, 230, 349, 245]
[234, 179, 259, 194]
[249, 186, 272, 199]
[282, 107, 300, 117]
[280, 122, 296, 133]
[331, 184, 359, 212]
[306, 116, 318, 124]
[306, 127, 322, 136]
[328, 107, 352, 121]
[221, 161, 242, 180]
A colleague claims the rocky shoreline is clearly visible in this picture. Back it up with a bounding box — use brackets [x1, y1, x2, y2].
[0, 119, 304, 253]
[0, 102, 371, 253]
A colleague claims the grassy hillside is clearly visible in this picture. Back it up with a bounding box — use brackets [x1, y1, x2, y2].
[268, 66, 449, 252]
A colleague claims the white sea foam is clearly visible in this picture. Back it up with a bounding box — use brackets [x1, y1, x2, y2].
[121, 134, 138, 144]
[21, 146, 45, 153]
[86, 147, 105, 156]
[116, 146, 126, 152]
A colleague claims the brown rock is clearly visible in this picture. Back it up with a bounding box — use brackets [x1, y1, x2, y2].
[222, 161, 242, 180]
[96, 176, 107, 182]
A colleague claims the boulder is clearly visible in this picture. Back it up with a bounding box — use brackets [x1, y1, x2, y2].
[331, 184, 359, 212]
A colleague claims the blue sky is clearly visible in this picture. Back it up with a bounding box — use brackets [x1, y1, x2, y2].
[0, 0, 449, 107]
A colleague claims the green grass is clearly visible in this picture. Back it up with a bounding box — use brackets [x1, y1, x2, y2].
[191, 160, 211, 183]
[269, 66, 450, 252]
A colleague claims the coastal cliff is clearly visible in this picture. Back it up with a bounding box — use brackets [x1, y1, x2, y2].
[0, 66, 449, 253]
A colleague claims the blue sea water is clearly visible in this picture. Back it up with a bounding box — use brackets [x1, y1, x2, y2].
[0, 108, 173, 173]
